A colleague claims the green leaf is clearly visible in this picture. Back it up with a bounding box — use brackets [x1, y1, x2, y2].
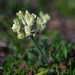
[36, 69, 49, 75]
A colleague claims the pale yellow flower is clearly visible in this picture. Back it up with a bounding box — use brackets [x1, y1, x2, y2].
[36, 17, 43, 30]
[11, 10, 50, 39]
[24, 10, 36, 26]
[11, 19, 20, 32]
[39, 12, 50, 24]
[36, 17, 46, 30]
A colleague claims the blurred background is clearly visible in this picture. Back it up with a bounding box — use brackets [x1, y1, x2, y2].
[0, 0, 75, 74]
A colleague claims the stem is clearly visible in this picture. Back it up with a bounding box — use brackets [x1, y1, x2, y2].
[30, 35, 48, 64]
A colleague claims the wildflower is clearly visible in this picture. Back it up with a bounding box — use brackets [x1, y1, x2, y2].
[36, 12, 50, 31]
[11, 10, 50, 65]
[11, 10, 50, 39]
[36, 17, 43, 30]
[39, 12, 50, 24]
[11, 19, 20, 32]
[24, 10, 36, 26]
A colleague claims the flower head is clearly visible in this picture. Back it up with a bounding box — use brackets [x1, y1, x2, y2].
[36, 12, 50, 31]
[11, 10, 50, 39]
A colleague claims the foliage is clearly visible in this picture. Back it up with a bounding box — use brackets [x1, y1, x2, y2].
[1, 25, 75, 74]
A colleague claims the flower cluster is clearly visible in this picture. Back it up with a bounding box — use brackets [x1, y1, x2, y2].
[11, 10, 50, 39]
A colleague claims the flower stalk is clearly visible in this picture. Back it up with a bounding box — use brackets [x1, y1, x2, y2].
[30, 35, 48, 64]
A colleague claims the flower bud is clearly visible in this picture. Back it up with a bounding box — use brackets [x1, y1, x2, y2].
[16, 11, 24, 19]
[11, 19, 20, 32]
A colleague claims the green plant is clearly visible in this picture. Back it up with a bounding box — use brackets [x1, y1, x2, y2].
[1, 9, 75, 75]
